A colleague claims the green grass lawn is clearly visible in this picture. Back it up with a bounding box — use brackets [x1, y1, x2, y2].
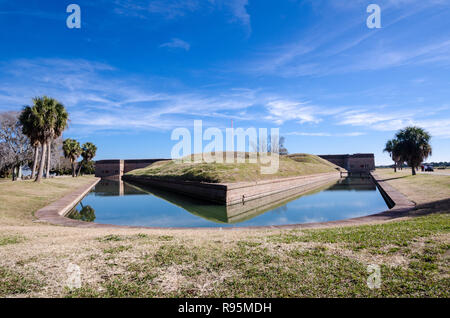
[125, 153, 340, 183]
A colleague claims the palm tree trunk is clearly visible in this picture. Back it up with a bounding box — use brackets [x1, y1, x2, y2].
[31, 144, 39, 178]
[411, 166, 416, 176]
[35, 142, 47, 182]
[12, 165, 17, 181]
[77, 161, 83, 177]
[71, 161, 75, 178]
[394, 162, 397, 173]
[45, 139, 52, 178]
[45, 140, 51, 178]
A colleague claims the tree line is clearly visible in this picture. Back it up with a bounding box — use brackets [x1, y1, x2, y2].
[0, 96, 97, 181]
[383, 126, 432, 175]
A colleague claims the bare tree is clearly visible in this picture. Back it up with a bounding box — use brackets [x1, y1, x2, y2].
[267, 135, 288, 155]
[49, 136, 63, 171]
[0, 112, 33, 180]
[279, 136, 288, 155]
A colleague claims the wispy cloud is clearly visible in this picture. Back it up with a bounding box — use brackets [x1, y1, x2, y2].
[112, 0, 200, 19]
[264, 100, 321, 125]
[264, 99, 346, 125]
[111, 0, 251, 32]
[225, 0, 251, 34]
[2, 58, 448, 139]
[0, 58, 262, 135]
[159, 38, 190, 51]
[239, 0, 450, 77]
[285, 131, 365, 137]
[337, 109, 450, 138]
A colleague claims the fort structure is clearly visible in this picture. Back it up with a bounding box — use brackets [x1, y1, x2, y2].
[95, 153, 375, 179]
[318, 153, 375, 172]
[95, 159, 167, 179]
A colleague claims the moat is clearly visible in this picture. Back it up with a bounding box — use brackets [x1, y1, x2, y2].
[68, 177, 389, 227]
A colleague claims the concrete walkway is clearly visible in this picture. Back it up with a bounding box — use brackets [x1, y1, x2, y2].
[418, 171, 450, 176]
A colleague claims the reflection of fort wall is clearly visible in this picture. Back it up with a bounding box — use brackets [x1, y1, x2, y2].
[123, 172, 341, 206]
[94, 179, 147, 196]
[225, 180, 337, 223]
[74, 175, 382, 226]
[328, 177, 376, 191]
[125, 177, 346, 224]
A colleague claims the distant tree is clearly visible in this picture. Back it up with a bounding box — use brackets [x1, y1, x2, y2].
[383, 139, 402, 172]
[267, 135, 288, 155]
[395, 126, 432, 176]
[0, 112, 33, 180]
[48, 136, 64, 173]
[80, 160, 95, 175]
[63, 138, 81, 177]
[278, 136, 288, 155]
[77, 142, 97, 176]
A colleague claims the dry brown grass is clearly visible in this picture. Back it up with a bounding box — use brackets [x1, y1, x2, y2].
[0, 176, 96, 225]
[375, 168, 450, 205]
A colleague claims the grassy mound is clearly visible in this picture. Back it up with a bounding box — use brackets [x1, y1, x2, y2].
[125, 152, 341, 183]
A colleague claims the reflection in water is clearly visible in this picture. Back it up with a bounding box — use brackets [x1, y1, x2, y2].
[68, 204, 96, 222]
[327, 177, 376, 191]
[68, 177, 388, 227]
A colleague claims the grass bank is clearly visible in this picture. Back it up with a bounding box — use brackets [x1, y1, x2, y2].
[0, 176, 97, 225]
[375, 169, 450, 205]
[0, 170, 448, 297]
[125, 153, 339, 183]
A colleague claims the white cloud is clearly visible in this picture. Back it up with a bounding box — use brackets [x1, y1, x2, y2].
[0, 58, 262, 135]
[285, 131, 365, 137]
[265, 100, 322, 125]
[159, 38, 190, 51]
[337, 109, 450, 138]
[225, 0, 251, 32]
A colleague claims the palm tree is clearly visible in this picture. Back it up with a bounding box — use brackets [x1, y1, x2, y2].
[383, 139, 402, 172]
[25, 97, 55, 182]
[19, 97, 69, 182]
[395, 126, 432, 175]
[77, 142, 97, 176]
[19, 106, 40, 178]
[45, 101, 68, 179]
[63, 138, 82, 177]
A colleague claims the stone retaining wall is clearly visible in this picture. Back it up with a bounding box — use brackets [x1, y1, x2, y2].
[370, 171, 415, 210]
[123, 172, 341, 205]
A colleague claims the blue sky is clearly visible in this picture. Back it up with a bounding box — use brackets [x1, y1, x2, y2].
[0, 0, 449, 164]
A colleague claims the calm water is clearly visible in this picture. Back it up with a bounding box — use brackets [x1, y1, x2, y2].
[68, 177, 389, 227]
